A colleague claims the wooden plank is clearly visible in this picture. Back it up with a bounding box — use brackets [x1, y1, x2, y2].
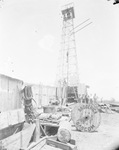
[25, 137, 47, 150]
[0, 109, 25, 130]
[0, 122, 24, 140]
[17, 109, 25, 123]
[33, 119, 41, 142]
[0, 111, 9, 129]
[0, 74, 23, 111]
[8, 109, 19, 125]
[41, 145, 61, 150]
[40, 122, 59, 127]
[28, 138, 46, 150]
[1, 124, 36, 150]
[46, 139, 76, 150]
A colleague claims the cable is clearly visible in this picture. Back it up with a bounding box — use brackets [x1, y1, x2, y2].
[71, 22, 93, 35]
[70, 18, 90, 33]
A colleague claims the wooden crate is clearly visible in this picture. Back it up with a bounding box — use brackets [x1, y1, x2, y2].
[46, 136, 77, 150]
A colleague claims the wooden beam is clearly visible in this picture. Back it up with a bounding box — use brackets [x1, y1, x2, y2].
[25, 137, 47, 150]
[0, 122, 24, 140]
[0, 109, 25, 130]
[33, 119, 41, 142]
[1, 124, 35, 150]
[0, 112, 9, 129]
[46, 138, 77, 150]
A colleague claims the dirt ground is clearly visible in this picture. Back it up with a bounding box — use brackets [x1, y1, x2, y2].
[71, 112, 119, 150]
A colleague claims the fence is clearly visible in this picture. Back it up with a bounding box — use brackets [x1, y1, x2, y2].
[0, 74, 87, 112]
[32, 84, 56, 107]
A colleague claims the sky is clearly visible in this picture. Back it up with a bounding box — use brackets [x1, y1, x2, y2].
[0, 0, 119, 100]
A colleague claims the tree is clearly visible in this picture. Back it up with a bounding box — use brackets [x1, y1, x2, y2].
[108, 0, 119, 5]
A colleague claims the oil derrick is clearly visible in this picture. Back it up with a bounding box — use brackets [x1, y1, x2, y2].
[57, 3, 79, 103]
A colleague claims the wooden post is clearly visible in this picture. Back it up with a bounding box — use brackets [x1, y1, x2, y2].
[33, 119, 40, 142]
[1, 124, 36, 150]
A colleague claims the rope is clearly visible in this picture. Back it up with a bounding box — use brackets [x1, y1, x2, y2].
[23, 86, 33, 100]
[22, 86, 36, 123]
[23, 86, 37, 106]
